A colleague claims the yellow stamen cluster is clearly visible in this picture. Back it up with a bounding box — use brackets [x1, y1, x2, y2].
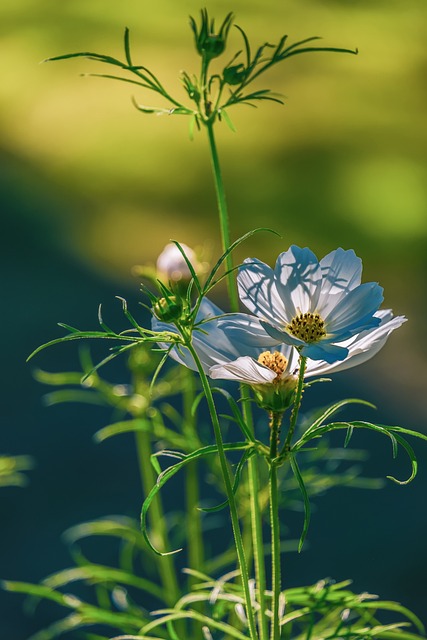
[287, 312, 326, 343]
[257, 351, 288, 382]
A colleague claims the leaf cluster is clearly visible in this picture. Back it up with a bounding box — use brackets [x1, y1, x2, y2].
[286, 398, 427, 551]
[159, 571, 424, 640]
[6, 561, 425, 640]
[44, 11, 357, 130]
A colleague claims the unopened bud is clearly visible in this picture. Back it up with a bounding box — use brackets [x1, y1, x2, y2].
[153, 295, 183, 323]
[156, 243, 196, 283]
[223, 63, 248, 86]
[189, 10, 233, 62]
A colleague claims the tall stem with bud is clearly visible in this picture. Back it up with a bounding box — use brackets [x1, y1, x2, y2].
[205, 113, 269, 639]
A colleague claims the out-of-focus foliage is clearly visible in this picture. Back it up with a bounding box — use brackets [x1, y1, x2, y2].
[0, 455, 33, 488]
[5, 557, 425, 640]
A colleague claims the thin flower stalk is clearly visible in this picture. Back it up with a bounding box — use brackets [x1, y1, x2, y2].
[183, 337, 259, 640]
[206, 120, 239, 311]
[242, 386, 269, 640]
[269, 411, 284, 640]
[205, 81, 267, 640]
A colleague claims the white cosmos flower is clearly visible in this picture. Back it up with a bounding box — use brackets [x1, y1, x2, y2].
[153, 298, 406, 389]
[207, 308, 406, 381]
[237, 245, 385, 363]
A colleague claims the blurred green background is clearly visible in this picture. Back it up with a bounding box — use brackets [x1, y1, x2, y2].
[1, 0, 427, 636]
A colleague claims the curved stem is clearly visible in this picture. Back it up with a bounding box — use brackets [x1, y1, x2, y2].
[205, 120, 239, 311]
[134, 424, 180, 606]
[185, 339, 259, 640]
[268, 412, 284, 640]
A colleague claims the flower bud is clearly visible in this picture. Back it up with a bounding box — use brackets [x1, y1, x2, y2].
[189, 10, 233, 62]
[156, 242, 196, 283]
[223, 63, 248, 86]
[181, 72, 201, 104]
[153, 295, 183, 323]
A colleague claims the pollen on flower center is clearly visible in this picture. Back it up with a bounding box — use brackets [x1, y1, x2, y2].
[287, 312, 326, 343]
[257, 351, 288, 381]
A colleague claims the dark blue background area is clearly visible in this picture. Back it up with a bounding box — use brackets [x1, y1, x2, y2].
[1, 148, 427, 637]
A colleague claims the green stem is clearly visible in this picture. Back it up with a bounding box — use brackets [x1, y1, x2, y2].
[205, 105, 260, 639]
[134, 425, 180, 606]
[205, 120, 239, 311]
[280, 356, 307, 458]
[185, 340, 259, 640]
[269, 412, 284, 640]
[242, 386, 269, 640]
[269, 465, 281, 640]
[201, 57, 212, 119]
[182, 369, 204, 581]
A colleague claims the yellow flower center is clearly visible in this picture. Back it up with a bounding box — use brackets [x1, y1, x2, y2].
[257, 351, 288, 382]
[287, 312, 326, 343]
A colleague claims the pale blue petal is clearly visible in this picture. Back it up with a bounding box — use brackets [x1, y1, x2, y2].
[196, 297, 225, 321]
[214, 314, 300, 372]
[274, 246, 322, 315]
[301, 342, 349, 363]
[324, 282, 383, 334]
[259, 320, 306, 347]
[215, 313, 279, 353]
[192, 318, 248, 368]
[238, 258, 289, 325]
[305, 312, 406, 376]
[318, 248, 363, 316]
